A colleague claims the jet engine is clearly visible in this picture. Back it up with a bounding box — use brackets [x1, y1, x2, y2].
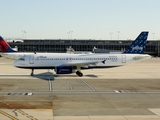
[55, 66, 73, 74]
[55, 66, 83, 77]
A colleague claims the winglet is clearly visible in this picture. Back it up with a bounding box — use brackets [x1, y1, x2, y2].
[123, 31, 149, 54]
[0, 36, 17, 52]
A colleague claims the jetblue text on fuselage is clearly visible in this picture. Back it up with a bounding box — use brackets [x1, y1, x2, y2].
[37, 56, 47, 58]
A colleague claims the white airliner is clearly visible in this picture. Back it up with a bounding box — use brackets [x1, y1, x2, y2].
[1, 31, 148, 59]
[13, 31, 150, 77]
[14, 53, 151, 77]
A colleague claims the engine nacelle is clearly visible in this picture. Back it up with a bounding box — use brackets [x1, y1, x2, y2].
[55, 66, 73, 74]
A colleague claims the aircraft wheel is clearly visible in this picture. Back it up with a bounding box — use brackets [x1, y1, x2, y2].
[79, 73, 83, 77]
[76, 71, 83, 77]
[30, 73, 34, 76]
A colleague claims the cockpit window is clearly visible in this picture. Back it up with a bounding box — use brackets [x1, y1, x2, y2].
[18, 58, 25, 61]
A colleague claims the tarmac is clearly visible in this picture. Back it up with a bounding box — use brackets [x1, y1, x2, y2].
[0, 56, 160, 120]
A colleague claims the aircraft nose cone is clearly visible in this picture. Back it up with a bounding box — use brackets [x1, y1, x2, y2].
[13, 60, 18, 67]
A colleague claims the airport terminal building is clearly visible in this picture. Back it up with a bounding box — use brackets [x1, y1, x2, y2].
[8, 39, 160, 56]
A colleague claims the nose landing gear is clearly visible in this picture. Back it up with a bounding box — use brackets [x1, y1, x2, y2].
[30, 69, 34, 76]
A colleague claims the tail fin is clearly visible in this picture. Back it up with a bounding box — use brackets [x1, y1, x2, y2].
[0, 36, 17, 52]
[123, 31, 149, 54]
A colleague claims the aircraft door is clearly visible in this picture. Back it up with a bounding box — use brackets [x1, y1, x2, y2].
[29, 55, 34, 64]
[121, 55, 126, 63]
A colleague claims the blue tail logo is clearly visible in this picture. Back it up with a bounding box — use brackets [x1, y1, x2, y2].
[124, 31, 149, 54]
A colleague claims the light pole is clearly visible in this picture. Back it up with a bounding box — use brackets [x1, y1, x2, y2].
[110, 33, 113, 40]
[21, 30, 24, 39]
[67, 31, 70, 39]
[21, 30, 27, 39]
[70, 31, 73, 39]
[24, 31, 27, 39]
[152, 33, 155, 40]
[117, 31, 120, 40]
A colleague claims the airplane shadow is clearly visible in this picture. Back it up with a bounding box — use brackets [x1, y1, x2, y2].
[32, 72, 98, 79]
[84, 74, 98, 78]
[32, 72, 55, 81]
[53, 74, 79, 77]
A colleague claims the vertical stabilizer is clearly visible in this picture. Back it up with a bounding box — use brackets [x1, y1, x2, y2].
[0, 36, 17, 52]
[123, 31, 149, 54]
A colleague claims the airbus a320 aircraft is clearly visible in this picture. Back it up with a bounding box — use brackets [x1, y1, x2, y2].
[13, 32, 151, 77]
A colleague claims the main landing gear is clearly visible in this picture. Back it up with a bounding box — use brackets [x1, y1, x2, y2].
[76, 71, 83, 77]
[30, 69, 34, 76]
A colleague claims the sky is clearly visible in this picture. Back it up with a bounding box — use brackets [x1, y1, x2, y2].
[0, 0, 160, 40]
